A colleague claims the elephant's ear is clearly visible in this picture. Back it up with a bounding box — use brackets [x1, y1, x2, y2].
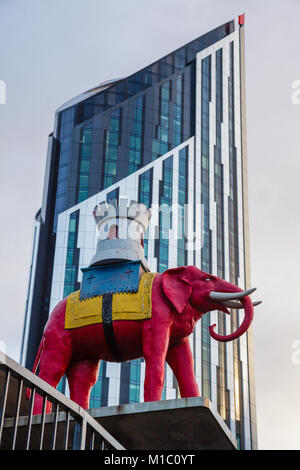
[161, 267, 192, 314]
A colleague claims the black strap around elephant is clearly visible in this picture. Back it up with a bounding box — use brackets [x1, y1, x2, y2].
[102, 294, 124, 362]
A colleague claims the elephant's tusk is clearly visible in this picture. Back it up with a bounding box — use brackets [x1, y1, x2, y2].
[209, 287, 256, 302]
[219, 300, 243, 309]
[219, 299, 262, 309]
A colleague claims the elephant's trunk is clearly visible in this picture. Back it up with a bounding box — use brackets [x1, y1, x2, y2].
[209, 295, 254, 342]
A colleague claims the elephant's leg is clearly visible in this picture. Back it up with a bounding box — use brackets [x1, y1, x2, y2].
[166, 338, 200, 398]
[143, 356, 166, 402]
[34, 338, 72, 414]
[143, 327, 170, 402]
[66, 359, 100, 409]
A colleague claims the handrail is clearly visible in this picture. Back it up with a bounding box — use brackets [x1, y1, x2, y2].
[0, 351, 125, 450]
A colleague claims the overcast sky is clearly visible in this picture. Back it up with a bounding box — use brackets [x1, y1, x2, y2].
[0, 0, 299, 450]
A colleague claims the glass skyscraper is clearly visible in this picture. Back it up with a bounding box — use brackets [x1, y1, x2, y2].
[21, 17, 257, 449]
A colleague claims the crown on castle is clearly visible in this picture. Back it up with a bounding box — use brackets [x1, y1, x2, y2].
[93, 197, 151, 241]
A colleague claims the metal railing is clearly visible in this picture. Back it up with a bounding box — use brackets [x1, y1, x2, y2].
[0, 351, 125, 450]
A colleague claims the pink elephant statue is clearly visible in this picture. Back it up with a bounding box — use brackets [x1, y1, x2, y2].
[30, 266, 259, 414]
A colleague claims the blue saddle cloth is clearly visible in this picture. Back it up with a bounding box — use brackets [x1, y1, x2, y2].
[80, 260, 141, 300]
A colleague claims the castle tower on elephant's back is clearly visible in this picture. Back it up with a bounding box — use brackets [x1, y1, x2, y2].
[90, 198, 151, 270]
[21, 15, 257, 449]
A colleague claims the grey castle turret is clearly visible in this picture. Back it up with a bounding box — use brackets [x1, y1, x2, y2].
[89, 197, 151, 271]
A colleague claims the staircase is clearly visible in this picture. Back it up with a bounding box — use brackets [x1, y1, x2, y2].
[0, 351, 124, 450]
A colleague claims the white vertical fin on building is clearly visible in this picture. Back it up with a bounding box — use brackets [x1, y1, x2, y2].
[187, 142, 195, 265]
[209, 47, 219, 408]
[221, 36, 236, 437]
[169, 147, 179, 269]
[187, 142, 195, 359]
[148, 161, 162, 272]
[194, 51, 203, 391]
[50, 210, 69, 312]
[232, 30, 251, 449]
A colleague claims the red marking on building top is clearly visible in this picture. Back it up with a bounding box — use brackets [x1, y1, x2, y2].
[238, 14, 245, 26]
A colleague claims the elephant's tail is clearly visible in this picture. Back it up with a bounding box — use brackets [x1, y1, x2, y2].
[26, 338, 44, 400]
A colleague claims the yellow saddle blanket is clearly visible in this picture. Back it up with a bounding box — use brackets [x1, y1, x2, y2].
[65, 272, 156, 329]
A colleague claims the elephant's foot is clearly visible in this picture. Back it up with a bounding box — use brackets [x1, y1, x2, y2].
[144, 391, 164, 402]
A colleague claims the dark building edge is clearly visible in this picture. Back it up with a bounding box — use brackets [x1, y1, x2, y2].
[21, 134, 60, 369]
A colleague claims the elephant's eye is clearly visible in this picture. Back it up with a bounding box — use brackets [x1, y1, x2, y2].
[204, 277, 211, 282]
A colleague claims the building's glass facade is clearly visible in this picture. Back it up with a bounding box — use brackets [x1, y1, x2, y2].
[77, 126, 92, 203]
[129, 96, 144, 174]
[90, 362, 109, 408]
[21, 19, 257, 449]
[63, 210, 80, 298]
[138, 168, 152, 258]
[48, 20, 234, 237]
[157, 155, 173, 273]
[177, 146, 188, 266]
[103, 108, 122, 189]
